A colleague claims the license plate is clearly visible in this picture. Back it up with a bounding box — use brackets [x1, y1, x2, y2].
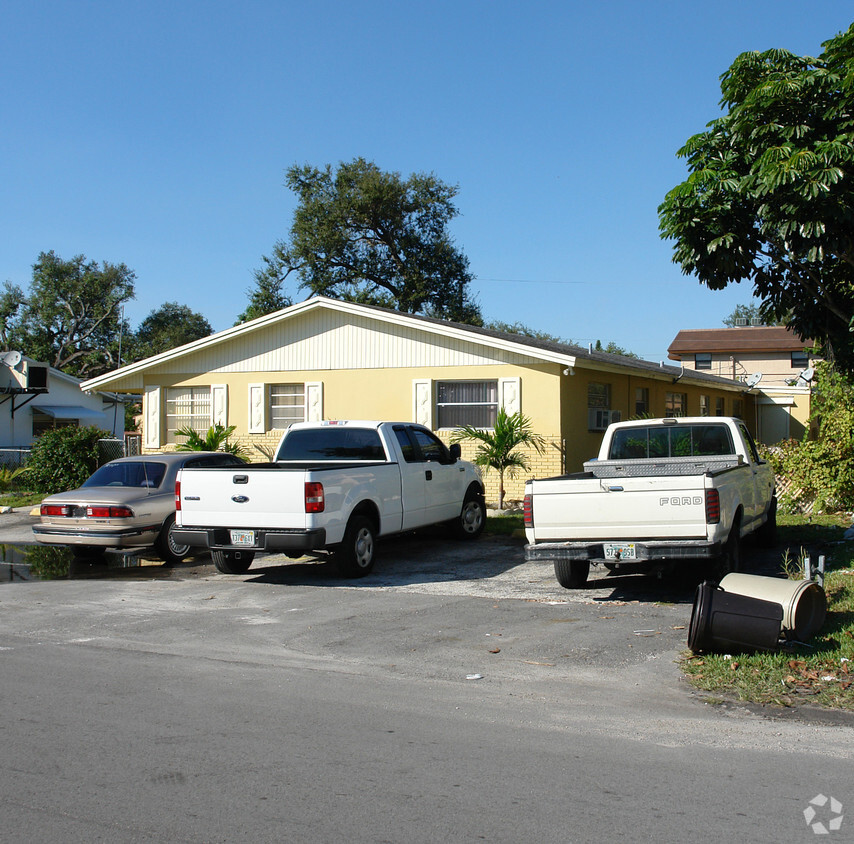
[230, 530, 255, 547]
[604, 543, 636, 560]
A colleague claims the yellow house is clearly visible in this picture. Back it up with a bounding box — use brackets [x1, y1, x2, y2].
[81, 297, 756, 504]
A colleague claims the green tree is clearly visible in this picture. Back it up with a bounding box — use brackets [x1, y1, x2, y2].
[658, 24, 854, 372]
[235, 268, 293, 324]
[9, 251, 135, 377]
[594, 340, 639, 358]
[486, 320, 573, 344]
[451, 409, 545, 509]
[770, 361, 854, 512]
[128, 301, 213, 362]
[27, 426, 105, 493]
[721, 303, 784, 327]
[249, 157, 482, 324]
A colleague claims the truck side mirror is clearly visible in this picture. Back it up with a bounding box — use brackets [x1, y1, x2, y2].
[448, 443, 461, 462]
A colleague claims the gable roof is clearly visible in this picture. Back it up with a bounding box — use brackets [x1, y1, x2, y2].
[668, 326, 814, 359]
[80, 297, 748, 393]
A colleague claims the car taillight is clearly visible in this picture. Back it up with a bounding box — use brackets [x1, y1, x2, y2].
[305, 482, 325, 513]
[175, 480, 181, 511]
[523, 493, 533, 528]
[41, 504, 70, 517]
[705, 489, 721, 524]
[86, 506, 134, 518]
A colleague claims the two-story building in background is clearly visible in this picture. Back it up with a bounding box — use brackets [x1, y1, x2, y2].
[668, 323, 817, 444]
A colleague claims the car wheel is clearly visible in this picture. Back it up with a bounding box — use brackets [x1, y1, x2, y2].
[156, 514, 191, 566]
[714, 520, 742, 581]
[211, 549, 255, 575]
[756, 497, 777, 548]
[337, 515, 376, 578]
[554, 559, 589, 588]
[453, 487, 485, 540]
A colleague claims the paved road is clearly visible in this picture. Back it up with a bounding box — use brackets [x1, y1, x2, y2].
[1, 517, 852, 842]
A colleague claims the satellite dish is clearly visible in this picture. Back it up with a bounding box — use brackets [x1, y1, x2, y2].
[0, 350, 22, 368]
[745, 372, 763, 389]
[799, 367, 815, 382]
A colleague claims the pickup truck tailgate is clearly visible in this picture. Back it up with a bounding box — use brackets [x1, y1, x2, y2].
[528, 474, 711, 541]
[177, 467, 308, 530]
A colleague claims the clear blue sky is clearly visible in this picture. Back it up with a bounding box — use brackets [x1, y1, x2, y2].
[2, 1, 851, 363]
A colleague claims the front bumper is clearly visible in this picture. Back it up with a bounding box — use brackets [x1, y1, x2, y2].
[524, 539, 722, 564]
[171, 526, 327, 553]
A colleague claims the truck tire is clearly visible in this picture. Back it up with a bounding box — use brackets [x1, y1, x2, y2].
[755, 497, 777, 548]
[337, 515, 376, 578]
[554, 559, 589, 588]
[453, 487, 485, 540]
[715, 520, 741, 580]
[211, 549, 255, 574]
[156, 514, 191, 566]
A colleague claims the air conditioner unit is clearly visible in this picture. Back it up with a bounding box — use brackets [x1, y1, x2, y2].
[23, 363, 48, 391]
[750, 317, 763, 326]
[610, 410, 622, 423]
[735, 318, 748, 326]
[588, 408, 610, 431]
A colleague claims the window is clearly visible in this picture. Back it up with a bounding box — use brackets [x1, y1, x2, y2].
[694, 353, 712, 370]
[436, 381, 497, 428]
[634, 387, 649, 417]
[588, 383, 612, 431]
[699, 395, 710, 417]
[165, 386, 211, 444]
[732, 398, 744, 419]
[270, 384, 305, 429]
[32, 411, 77, 438]
[791, 350, 809, 369]
[715, 397, 725, 416]
[665, 392, 688, 418]
[276, 427, 385, 460]
[609, 424, 734, 460]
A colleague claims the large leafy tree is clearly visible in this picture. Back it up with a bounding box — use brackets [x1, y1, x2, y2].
[244, 157, 482, 324]
[8, 251, 135, 377]
[128, 301, 213, 362]
[658, 24, 854, 372]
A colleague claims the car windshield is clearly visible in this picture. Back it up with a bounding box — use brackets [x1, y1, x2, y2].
[82, 461, 168, 489]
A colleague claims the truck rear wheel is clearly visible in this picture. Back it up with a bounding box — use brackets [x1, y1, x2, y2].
[337, 515, 376, 578]
[554, 559, 589, 588]
[211, 549, 255, 574]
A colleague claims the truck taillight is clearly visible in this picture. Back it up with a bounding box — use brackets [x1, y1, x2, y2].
[523, 493, 533, 528]
[705, 489, 720, 524]
[175, 480, 181, 511]
[305, 482, 325, 513]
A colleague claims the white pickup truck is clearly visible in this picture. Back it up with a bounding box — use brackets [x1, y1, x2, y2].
[173, 420, 485, 577]
[523, 417, 776, 588]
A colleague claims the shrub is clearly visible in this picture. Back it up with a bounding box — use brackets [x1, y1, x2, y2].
[27, 426, 106, 494]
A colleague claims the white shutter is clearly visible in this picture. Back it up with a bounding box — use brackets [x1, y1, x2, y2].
[248, 383, 265, 433]
[211, 384, 227, 427]
[305, 382, 323, 421]
[412, 379, 432, 427]
[499, 377, 521, 414]
[143, 386, 160, 449]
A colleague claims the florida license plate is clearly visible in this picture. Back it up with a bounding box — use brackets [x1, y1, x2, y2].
[230, 530, 255, 546]
[604, 543, 636, 560]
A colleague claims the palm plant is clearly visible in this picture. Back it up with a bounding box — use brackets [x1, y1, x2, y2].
[175, 424, 246, 458]
[0, 465, 30, 493]
[452, 409, 545, 509]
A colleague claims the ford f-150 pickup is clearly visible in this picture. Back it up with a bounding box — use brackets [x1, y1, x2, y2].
[523, 417, 776, 588]
[172, 420, 485, 577]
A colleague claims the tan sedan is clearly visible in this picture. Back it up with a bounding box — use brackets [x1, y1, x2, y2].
[33, 452, 245, 564]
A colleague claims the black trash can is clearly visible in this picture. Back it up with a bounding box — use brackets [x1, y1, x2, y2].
[688, 581, 783, 653]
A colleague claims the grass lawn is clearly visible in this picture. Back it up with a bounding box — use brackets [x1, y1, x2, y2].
[683, 514, 854, 710]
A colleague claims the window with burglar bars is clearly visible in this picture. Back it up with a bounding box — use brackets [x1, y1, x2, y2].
[436, 381, 498, 428]
[165, 386, 211, 443]
[270, 384, 306, 429]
